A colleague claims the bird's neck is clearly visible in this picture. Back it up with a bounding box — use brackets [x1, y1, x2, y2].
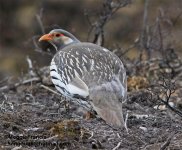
[61, 37, 79, 49]
[51, 38, 78, 51]
[63, 38, 74, 45]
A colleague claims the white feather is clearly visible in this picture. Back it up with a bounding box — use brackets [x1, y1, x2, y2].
[50, 70, 62, 81]
[50, 60, 89, 98]
[67, 83, 88, 98]
[67, 76, 89, 98]
[90, 59, 94, 70]
[103, 48, 109, 52]
[64, 38, 74, 45]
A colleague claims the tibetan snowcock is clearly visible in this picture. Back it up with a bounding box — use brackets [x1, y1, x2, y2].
[39, 29, 127, 127]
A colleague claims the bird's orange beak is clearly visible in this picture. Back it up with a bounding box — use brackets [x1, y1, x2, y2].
[39, 34, 53, 41]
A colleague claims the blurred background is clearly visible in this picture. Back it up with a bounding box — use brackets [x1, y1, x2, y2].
[0, 0, 182, 79]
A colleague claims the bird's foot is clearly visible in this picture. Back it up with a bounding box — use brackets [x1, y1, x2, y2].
[64, 100, 70, 113]
[84, 111, 96, 120]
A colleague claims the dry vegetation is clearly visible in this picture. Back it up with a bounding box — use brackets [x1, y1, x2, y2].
[0, 0, 182, 149]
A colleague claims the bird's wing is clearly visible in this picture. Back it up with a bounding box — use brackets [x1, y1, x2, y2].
[66, 75, 89, 99]
[83, 60, 126, 127]
[86, 57, 126, 127]
[89, 80, 124, 127]
[79, 43, 126, 127]
[51, 51, 89, 99]
[78, 44, 127, 100]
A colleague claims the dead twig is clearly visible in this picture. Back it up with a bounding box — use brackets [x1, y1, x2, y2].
[26, 56, 36, 77]
[0, 94, 15, 112]
[21, 102, 45, 108]
[124, 111, 129, 133]
[112, 142, 121, 150]
[119, 43, 136, 57]
[139, 0, 150, 60]
[88, 131, 94, 139]
[12, 146, 22, 150]
[159, 97, 182, 117]
[0, 100, 6, 112]
[160, 132, 175, 150]
[0, 77, 10, 85]
[0, 77, 40, 92]
[156, 8, 164, 53]
[172, 11, 182, 26]
[86, 0, 131, 46]
[151, 74, 182, 117]
[40, 84, 62, 96]
[33, 9, 55, 56]
[36, 8, 45, 34]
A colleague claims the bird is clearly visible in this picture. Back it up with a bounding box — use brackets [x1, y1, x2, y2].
[39, 29, 127, 127]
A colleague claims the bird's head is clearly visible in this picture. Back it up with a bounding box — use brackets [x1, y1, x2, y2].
[39, 29, 80, 51]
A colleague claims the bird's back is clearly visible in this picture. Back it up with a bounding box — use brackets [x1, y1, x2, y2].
[52, 42, 126, 98]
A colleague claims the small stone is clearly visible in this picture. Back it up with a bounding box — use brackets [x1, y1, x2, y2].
[139, 126, 148, 132]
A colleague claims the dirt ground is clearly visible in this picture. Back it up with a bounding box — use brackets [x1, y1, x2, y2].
[0, 65, 182, 150]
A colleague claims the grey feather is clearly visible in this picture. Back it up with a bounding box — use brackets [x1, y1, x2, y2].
[51, 42, 127, 127]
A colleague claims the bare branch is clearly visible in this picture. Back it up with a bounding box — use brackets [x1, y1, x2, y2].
[159, 97, 182, 117]
[151, 73, 182, 117]
[172, 11, 182, 26]
[35, 8, 45, 34]
[124, 111, 129, 134]
[112, 142, 121, 150]
[26, 56, 36, 77]
[0, 77, 40, 92]
[139, 0, 150, 59]
[40, 84, 62, 96]
[85, 0, 131, 46]
[160, 132, 175, 150]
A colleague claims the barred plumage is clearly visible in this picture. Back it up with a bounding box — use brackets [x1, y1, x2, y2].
[39, 29, 127, 127]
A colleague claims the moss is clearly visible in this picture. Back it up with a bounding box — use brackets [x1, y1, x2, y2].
[50, 119, 82, 140]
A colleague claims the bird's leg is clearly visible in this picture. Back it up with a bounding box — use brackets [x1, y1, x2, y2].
[84, 108, 97, 120]
[56, 96, 69, 114]
[63, 98, 70, 112]
[85, 111, 95, 120]
[82, 98, 95, 119]
[56, 96, 71, 118]
[63, 98, 72, 119]
[56, 96, 64, 114]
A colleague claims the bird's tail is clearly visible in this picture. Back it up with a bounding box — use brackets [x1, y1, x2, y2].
[89, 89, 125, 128]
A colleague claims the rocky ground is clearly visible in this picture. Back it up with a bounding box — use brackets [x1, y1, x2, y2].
[0, 63, 182, 150]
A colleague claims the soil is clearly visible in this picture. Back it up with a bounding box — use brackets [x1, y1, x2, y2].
[0, 69, 182, 150]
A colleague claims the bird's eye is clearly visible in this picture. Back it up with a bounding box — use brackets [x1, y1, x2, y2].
[55, 33, 60, 37]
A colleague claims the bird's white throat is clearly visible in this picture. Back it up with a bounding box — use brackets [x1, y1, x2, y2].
[64, 37, 74, 45]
